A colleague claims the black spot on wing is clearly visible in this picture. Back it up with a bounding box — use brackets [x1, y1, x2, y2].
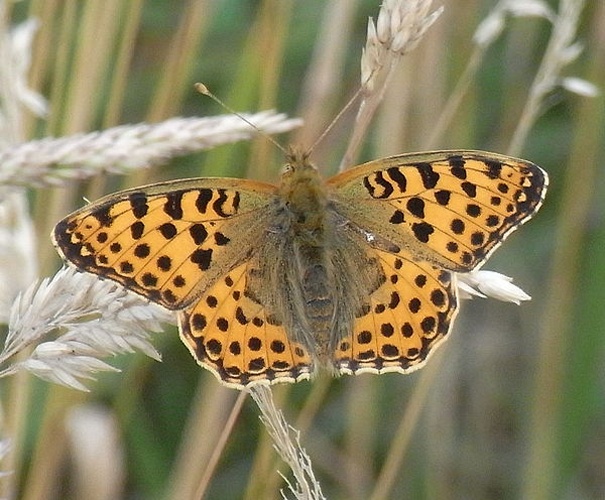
[120, 261, 134, 273]
[93, 205, 113, 227]
[406, 197, 425, 218]
[415, 163, 439, 189]
[130, 221, 145, 239]
[129, 193, 149, 219]
[448, 155, 467, 179]
[141, 272, 158, 287]
[451, 218, 465, 234]
[485, 160, 502, 179]
[189, 224, 208, 244]
[214, 232, 230, 246]
[134, 243, 150, 258]
[157, 255, 172, 271]
[164, 191, 184, 219]
[386, 167, 407, 192]
[363, 171, 394, 199]
[434, 190, 451, 205]
[213, 189, 231, 217]
[466, 204, 481, 217]
[389, 210, 405, 224]
[196, 189, 213, 214]
[461, 182, 477, 198]
[411, 222, 434, 243]
[159, 222, 177, 239]
[191, 248, 213, 271]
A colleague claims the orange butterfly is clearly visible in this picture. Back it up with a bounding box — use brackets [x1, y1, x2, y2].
[53, 149, 547, 389]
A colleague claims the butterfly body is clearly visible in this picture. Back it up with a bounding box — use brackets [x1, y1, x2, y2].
[276, 150, 335, 357]
[248, 150, 381, 372]
[53, 150, 548, 389]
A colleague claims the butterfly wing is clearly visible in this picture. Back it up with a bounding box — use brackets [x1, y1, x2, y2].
[52, 150, 548, 386]
[328, 150, 548, 272]
[179, 260, 313, 388]
[53, 177, 317, 388]
[53, 177, 278, 310]
[328, 150, 547, 374]
[335, 247, 457, 375]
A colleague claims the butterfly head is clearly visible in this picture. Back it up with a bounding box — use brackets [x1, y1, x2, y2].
[280, 147, 315, 175]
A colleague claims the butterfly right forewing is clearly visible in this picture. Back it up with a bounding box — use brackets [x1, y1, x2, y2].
[328, 150, 548, 272]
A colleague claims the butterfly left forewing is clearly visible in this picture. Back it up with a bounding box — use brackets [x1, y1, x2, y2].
[53, 177, 278, 310]
[328, 150, 548, 272]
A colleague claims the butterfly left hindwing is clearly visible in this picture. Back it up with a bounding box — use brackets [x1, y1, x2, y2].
[179, 260, 314, 388]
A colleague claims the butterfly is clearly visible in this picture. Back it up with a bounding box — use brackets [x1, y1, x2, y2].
[52, 149, 548, 389]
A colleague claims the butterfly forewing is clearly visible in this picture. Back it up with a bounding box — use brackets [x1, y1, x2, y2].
[53, 177, 277, 310]
[328, 150, 548, 272]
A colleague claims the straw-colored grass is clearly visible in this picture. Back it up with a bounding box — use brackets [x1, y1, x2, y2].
[0, 0, 603, 498]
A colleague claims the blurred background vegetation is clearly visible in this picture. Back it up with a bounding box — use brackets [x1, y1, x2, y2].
[2, 0, 604, 498]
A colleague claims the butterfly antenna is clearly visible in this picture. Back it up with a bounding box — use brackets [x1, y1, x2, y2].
[307, 85, 365, 155]
[195, 83, 288, 156]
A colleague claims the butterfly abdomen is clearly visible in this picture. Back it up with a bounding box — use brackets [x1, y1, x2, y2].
[293, 243, 334, 358]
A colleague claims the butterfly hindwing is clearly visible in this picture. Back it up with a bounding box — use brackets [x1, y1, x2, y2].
[335, 248, 457, 374]
[53, 178, 277, 310]
[328, 150, 548, 272]
[179, 261, 313, 387]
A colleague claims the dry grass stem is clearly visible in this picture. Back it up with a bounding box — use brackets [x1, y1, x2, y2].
[426, 0, 555, 148]
[293, 1, 358, 148]
[370, 348, 445, 500]
[522, 2, 603, 497]
[341, 0, 443, 169]
[0, 191, 37, 323]
[193, 390, 247, 500]
[1, 113, 302, 187]
[0, 17, 47, 144]
[64, 405, 125, 499]
[509, 0, 592, 155]
[250, 385, 325, 500]
[2, 267, 171, 391]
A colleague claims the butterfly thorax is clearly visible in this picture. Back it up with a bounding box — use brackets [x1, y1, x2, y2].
[278, 152, 328, 237]
[277, 151, 336, 362]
